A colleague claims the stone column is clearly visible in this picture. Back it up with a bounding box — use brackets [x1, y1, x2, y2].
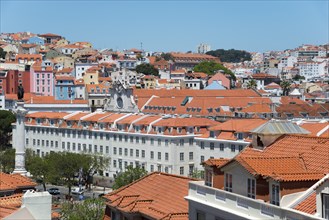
[13, 101, 28, 175]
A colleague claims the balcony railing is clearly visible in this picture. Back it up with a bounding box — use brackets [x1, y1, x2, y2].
[186, 181, 322, 220]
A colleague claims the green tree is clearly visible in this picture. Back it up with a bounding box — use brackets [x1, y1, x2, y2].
[26, 154, 51, 191]
[193, 61, 236, 80]
[280, 80, 291, 96]
[292, 74, 305, 81]
[206, 49, 252, 63]
[0, 148, 15, 173]
[189, 168, 203, 179]
[60, 198, 105, 220]
[0, 48, 7, 59]
[112, 165, 147, 190]
[26, 151, 110, 195]
[246, 79, 257, 89]
[0, 110, 16, 151]
[136, 63, 159, 76]
[161, 53, 173, 61]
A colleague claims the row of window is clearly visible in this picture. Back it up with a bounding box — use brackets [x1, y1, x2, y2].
[28, 128, 192, 146]
[201, 142, 244, 152]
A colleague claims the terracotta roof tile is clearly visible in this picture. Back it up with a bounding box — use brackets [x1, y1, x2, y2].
[293, 191, 316, 214]
[202, 158, 230, 167]
[104, 172, 192, 220]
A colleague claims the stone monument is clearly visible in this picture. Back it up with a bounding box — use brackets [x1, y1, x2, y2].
[12, 85, 28, 175]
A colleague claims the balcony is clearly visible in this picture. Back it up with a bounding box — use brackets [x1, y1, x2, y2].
[185, 181, 321, 220]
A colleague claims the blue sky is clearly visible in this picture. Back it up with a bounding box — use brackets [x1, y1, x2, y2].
[0, 0, 328, 52]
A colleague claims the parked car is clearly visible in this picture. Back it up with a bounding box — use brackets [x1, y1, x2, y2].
[47, 188, 60, 195]
[71, 187, 84, 195]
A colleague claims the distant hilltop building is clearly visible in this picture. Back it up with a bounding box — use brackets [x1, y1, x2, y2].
[197, 43, 211, 54]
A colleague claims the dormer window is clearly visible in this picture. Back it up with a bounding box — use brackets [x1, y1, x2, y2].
[210, 131, 215, 138]
[196, 127, 200, 132]
[36, 118, 41, 124]
[188, 127, 193, 133]
[237, 133, 243, 140]
[300, 112, 308, 117]
[135, 126, 140, 132]
[157, 127, 162, 133]
[67, 121, 71, 127]
[177, 127, 182, 133]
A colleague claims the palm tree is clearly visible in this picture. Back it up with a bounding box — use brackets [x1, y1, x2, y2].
[280, 80, 291, 96]
[246, 79, 257, 89]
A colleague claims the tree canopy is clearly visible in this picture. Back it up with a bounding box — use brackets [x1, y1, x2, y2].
[26, 151, 110, 194]
[206, 49, 252, 63]
[0, 148, 15, 173]
[0, 48, 6, 59]
[0, 110, 16, 151]
[193, 61, 236, 80]
[160, 53, 173, 61]
[136, 63, 159, 76]
[60, 198, 105, 220]
[112, 165, 147, 190]
[280, 81, 292, 96]
[246, 79, 257, 89]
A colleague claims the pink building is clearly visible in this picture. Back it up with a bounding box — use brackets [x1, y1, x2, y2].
[30, 63, 54, 96]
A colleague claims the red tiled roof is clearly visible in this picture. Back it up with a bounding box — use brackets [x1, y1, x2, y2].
[202, 158, 230, 167]
[221, 135, 329, 182]
[293, 192, 316, 214]
[104, 172, 192, 220]
[26, 112, 70, 119]
[0, 173, 36, 191]
[0, 194, 23, 219]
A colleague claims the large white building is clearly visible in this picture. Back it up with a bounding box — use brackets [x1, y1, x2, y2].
[298, 61, 328, 80]
[14, 111, 268, 180]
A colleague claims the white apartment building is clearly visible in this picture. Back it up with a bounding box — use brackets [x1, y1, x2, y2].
[74, 63, 98, 79]
[14, 112, 263, 179]
[278, 56, 297, 71]
[298, 61, 328, 80]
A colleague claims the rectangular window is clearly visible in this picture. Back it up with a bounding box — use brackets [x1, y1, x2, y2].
[150, 138, 154, 145]
[220, 143, 224, 151]
[210, 142, 214, 150]
[180, 167, 184, 175]
[119, 148, 122, 155]
[323, 194, 329, 219]
[158, 139, 161, 146]
[165, 139, 169, 146]
[130, 136, 133, 143]
[180, 139, 184, 146]
[180, 152, 184, 161]
[200, 141, 205, 149]
[100, 145, 103, 153]
[231, 144, 236, 152]
[136, 136, 139, 143]
[239, 145, 243, 152]
[189, 138, 193, 146]
[78, 143, 81, 151]
[106, 146, 109, 154]
[113, 160, 117, 168]
[142, 137, 146, 144]
[142, 150, 145, 158]
[136, 149, 139, 157]
[150, 165, 154, 172]
[189, 152, 193, 160]
[130, 149, 133, 157]
[94, 145, 97, 153]
[124, 135, 128, 142]
[89, 144, 92, 153]
[124, 148, 128, 156]
[165, 153, 169, 161]
[113, 147, 117, 155]
[62, 142, 65, 149]
[83, 144, 87, 152]
[225, 173, 233, 192]
[119, 135, 122, 142]
[271, 184, 280, 206]
[158, 152, 161, 160]
[72, 143, 76, 151]
[247, 178, 256, 199]
[150, 151, 154, 159]
[200, 155, 204, 163]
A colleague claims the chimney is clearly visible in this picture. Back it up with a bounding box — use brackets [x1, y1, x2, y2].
[21, 190, 52, 220]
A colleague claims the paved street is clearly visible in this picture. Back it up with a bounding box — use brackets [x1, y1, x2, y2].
[36, 184, 112, 201]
